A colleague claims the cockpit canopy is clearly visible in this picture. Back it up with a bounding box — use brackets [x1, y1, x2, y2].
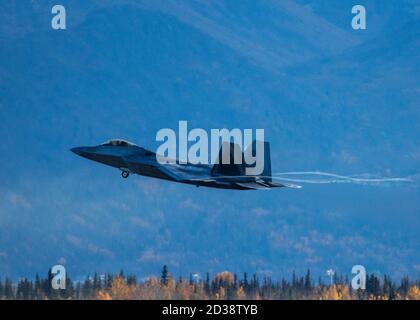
[101, 139, 137, 147]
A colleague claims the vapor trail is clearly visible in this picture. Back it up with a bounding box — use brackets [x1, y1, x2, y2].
[271, 171, 412, 185]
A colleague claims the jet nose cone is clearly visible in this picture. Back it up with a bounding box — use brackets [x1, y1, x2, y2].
[71, 147, 94, 159]
[70, 147, 84, 156]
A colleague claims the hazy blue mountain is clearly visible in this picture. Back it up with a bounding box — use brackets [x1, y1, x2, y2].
[0, 0, 418, 280]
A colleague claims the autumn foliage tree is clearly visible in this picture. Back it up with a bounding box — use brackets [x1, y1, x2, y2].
[1, 267, 420, 300]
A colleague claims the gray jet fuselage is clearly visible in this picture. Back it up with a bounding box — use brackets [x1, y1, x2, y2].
[71, 139, 296, 190]
[71, 144, 251, 190]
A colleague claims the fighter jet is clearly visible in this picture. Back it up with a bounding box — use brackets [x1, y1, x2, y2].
[71, 139, 301, 190]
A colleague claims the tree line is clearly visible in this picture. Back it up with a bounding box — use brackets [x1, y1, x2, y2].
[0, 266, 419, 300]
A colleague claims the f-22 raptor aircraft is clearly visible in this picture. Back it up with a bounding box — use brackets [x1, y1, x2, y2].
[71, 139, 300, 190]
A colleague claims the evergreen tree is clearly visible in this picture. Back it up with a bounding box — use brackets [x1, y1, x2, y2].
[251, 273, 259, 295]
[75, 282, 82, 299]
[34, 273, 42, 299]
[82, 276, 92, 299]
[127, 274, 137, 286]
[93, 272, 99, 291]
[333, 272, 338, 285]
[366, 274, 381, 297]
[4, 277, 14, 299]
[0, 279, 4, 299]
[161, 265, 169, 286]
[243, 272, 249, 290]
[304, 269, 312, 292]
[205, 272, 210, 294]
[292, 271, 296, 288]
[399, 275, 409, 295]
[43, 269, 54, 299]
[17, 278, 32, 300]
[106, 273, 113, 289]
[318, 276, 323, 287]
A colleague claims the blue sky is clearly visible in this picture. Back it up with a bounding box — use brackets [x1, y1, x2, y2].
[0, 0, 419, 281]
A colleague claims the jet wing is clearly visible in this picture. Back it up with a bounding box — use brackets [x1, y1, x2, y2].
[155, 163, 213, 182]
[156, 163, 185, 181]
[122, 156, 186, 182]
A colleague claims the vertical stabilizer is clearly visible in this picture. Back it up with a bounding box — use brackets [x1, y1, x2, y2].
[244, 140, 271, 182]
[211, 142, 245, 177]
